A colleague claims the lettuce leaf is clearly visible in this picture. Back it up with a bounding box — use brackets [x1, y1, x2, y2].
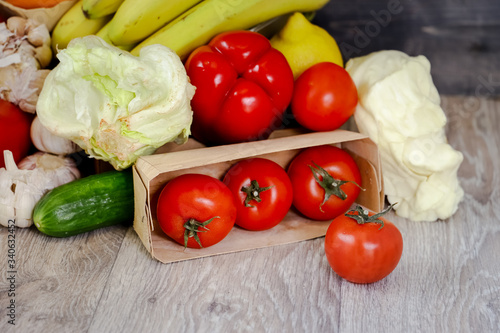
[36, 36, 194, 170]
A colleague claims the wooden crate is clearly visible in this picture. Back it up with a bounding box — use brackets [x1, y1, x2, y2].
[132, 129, 384, 263]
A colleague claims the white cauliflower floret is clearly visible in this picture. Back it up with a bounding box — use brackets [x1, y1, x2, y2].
[346, 50, 464, 222]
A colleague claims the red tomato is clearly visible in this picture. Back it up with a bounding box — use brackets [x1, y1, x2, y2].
[223, 158, 293, 231]
[325, 205, 403, 284]
[156, 173, 237, 248]
[291, 62, 358, 132]
[185, 31, 294, 145]
[287, 145, 362, 221]
[0, 99, 33, 168]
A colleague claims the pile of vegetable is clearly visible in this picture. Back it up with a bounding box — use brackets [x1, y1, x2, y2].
[0, 13, 81, 229]
[155, 145, 402, 284]
[184, 30, 294, 145]
[0, 0, 465, 285]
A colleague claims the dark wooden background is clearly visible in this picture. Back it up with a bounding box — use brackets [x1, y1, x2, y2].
[314, 0, 500, 97]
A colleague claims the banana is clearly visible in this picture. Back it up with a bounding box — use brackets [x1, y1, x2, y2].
[130, 0, 329, 60]
[51, 0, 111, 53]
[107, 0, 203, 47]
[82, 0, 126, 19]
[95, 22, 136, 51]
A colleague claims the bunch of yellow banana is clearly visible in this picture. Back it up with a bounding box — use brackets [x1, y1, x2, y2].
[82, 0, 125, 19]
[51, 0, 111, 53]
[51, 0, 330, 60]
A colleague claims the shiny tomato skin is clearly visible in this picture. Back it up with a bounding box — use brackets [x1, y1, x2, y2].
[292, 62, 358, 132]
[211, 79, 277, 144]
[223, 158, 293, 231]
[0, 99, 33, 168]
[325, 211, 403, 284]
[287, 145, 362, 221]
[185, 31, 294, 145]
[156, 173, 237, 248]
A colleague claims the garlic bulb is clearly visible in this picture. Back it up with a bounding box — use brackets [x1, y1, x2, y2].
[0, 150, 80, 228]
[0, 17, 52, 113]
[31, 116, 81, 155]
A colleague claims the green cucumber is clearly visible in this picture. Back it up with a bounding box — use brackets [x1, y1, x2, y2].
[33, 170, 134, 237]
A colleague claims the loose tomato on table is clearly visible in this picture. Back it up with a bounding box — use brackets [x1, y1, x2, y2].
[223, 158, 293, 231]
[156, 173, 237, 248]
[324, 205, 403, 284]
[287, 145, 362, 221]
[184, 30, 294, 146]
[291, 62, 358, 132]
[0, 99, 33, 168]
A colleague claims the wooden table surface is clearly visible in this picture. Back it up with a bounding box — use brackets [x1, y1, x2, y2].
[2, 1, 500, 332]
[1, 96, 499, 332]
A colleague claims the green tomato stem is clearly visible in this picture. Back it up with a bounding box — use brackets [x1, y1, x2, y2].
[183, 216, 219, 248]
[345, 203, 397, 230]
[240, 180, 274, 208]
[308, 161, 364, 212]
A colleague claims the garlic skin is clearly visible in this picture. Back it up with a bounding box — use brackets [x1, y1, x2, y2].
[0, 150, 80, 228]
[0, 17, 52, 113]
[31, 116, 81, 155]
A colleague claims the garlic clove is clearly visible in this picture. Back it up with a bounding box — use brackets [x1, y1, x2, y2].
[18, 152, 81, 186]
[27, 24, 51, 48]
[34, 45, 52, 69]
[0, 202, 16, 227]
[0, 172, 16, 228]
[0, 150, 81, 228]
[3, 150, 18, 171]
[6, 17, 27, 37]
[30, 116, 81, 155]
[12, 181, 38, 227]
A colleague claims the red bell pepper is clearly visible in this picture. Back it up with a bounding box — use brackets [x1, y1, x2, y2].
[0, 99, 33, 168]
[185, 30, 294, 145]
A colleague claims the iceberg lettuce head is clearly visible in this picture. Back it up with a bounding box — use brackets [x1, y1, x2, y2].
[36, 36, 194, 170]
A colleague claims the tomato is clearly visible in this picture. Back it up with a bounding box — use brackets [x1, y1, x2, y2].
[291, 62, 358, 132]
[324, 205, 403, 284]
[223, 158, 293, 231]
[287, 145, 362, 221]
[0, 99, 33, 168]
[156, 173, 237, 248]
[184, 30, 294, 145]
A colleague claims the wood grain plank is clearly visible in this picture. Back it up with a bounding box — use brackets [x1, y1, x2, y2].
[88, 228, 343, 332]
[0, 225, 128, 332]
[444, 96, 499, 203]
[338, 212, 500, 332]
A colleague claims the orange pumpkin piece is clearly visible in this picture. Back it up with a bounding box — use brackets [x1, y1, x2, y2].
[4, 0, 72, 9]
